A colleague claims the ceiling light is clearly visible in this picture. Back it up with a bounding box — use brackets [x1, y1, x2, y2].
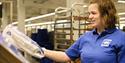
[25, 20, 68, 27]
[118, 0, 125, 3]
[12, 9, 70, 25]
[83, 5, 87, 7]
[120, 17, 125, 20]
[0, 2, 2, 5]
[118, 12, 125, 15]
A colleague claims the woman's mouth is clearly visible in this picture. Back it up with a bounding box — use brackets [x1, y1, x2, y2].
[88, 20, 95, 24]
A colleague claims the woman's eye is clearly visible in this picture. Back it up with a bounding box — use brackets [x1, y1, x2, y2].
[91, 11, 97, 15]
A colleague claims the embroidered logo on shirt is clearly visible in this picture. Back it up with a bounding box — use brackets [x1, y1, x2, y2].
[101, 39, 112, 47]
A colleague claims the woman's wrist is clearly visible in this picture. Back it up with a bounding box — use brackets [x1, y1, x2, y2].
[41, 47, 46, 54]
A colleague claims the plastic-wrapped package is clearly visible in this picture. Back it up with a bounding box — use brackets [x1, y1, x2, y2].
[0, 40, 30, 63]
[2, 24, 44, 59]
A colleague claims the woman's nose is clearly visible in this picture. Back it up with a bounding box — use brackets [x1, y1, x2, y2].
[89, 14, 93, 19]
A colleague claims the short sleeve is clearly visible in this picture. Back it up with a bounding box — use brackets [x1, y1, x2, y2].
[118, 42, 125, 63]
[65, 35, 84, 60]
[118, 32, 125, 63]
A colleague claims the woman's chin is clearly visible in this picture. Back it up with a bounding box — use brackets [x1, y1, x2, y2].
[89, 23, 96, 27]
[88, 24, 96, 29]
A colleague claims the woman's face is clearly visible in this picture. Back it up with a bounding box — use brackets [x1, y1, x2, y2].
[88, 3, 102, 28]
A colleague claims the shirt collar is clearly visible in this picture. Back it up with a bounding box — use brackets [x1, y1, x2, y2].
[92, 28, 117, 35]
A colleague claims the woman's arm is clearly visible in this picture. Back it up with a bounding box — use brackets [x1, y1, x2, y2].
[43, 48, 71, 62]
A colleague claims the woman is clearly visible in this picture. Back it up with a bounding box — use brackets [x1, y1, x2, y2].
[42, 0, 125, 63]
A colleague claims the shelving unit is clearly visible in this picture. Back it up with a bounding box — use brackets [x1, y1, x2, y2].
[53, 7, 93, 51]
[73, 16, 92, 37]
[54, 7, 74, 51]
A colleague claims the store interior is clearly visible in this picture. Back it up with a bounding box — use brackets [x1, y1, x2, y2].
[0, 0, 125, 63]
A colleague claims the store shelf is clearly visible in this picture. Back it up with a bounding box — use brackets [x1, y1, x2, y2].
[54, 7, 74, 51]
[55, 32, 74, 35]
[55, 16, 71, 20]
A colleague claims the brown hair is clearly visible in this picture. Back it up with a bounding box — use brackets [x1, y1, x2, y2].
[89, 0, 119, 29]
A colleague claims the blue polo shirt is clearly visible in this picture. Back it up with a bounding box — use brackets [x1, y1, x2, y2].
[65, 28, 125, 63]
